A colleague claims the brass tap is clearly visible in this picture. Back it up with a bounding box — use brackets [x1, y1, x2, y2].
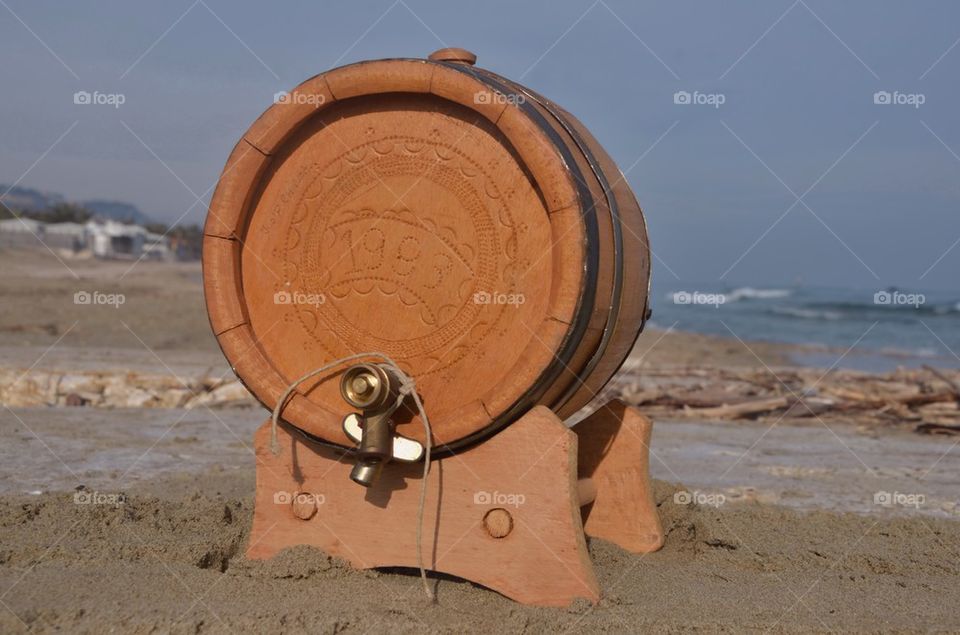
[340, 363, 403, 487]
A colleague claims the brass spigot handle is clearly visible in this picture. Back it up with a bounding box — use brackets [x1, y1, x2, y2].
[340, 363, 405, 487]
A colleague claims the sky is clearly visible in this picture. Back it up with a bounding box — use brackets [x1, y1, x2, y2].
[1, 0, 958, 292]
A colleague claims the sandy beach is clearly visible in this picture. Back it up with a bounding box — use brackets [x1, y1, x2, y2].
[1, 248, 958, 633]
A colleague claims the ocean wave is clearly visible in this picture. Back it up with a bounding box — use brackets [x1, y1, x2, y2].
[804, 300, 960, 316]
[932, 301, 960, 315]
[876, 346, 939, 359]
[770, 307, 843, 321]
[725, 287, 793, 302]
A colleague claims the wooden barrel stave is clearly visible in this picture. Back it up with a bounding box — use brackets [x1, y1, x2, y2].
[467, 66, 651, 419]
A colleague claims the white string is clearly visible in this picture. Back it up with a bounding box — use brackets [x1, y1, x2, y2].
[269, 352, 435, 601]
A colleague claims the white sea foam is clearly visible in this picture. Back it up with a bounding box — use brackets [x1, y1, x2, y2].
[771, 307, 842, 321]
[725, 287, 793, 302]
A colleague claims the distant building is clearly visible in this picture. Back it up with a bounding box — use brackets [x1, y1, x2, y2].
[43, 222, 88, 252]
[85, 219, 171, 261]
[0, 216, 173, 260]
[0, 217, 48, 248]
[142, 230, 172, 261]
[86, 219, 138, 258]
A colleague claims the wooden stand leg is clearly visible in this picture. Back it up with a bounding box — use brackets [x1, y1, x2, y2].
[247, 405, 600, 607]
[575, 399, 664, 553]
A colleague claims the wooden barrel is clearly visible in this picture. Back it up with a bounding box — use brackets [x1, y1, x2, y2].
[202, 48, 651, 453]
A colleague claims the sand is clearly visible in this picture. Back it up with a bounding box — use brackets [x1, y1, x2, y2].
[1, 247, 959, 633]
[2, 475, 958, 633]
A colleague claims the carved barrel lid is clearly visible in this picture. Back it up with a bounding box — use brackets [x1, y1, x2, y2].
[202, 49, 650, 452]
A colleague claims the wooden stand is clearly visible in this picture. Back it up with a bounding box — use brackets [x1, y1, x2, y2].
[247, 399, 663, 607]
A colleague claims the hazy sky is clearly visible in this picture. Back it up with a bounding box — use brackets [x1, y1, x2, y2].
[1, 1, 958, 291]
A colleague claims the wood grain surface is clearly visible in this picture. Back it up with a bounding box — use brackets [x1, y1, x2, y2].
[247, 406, 601, 606]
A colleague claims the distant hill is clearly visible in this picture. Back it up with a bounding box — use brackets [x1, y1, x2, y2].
[0, 185, 151, 225]
[0, 185, 65, 212]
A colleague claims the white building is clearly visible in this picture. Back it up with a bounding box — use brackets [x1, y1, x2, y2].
[0, 217, 88, 252]
[43, 222, 88, 251]
[85, 219, 171, 260]
[0, 216, 172, 260]
[0, 217, 47, 248]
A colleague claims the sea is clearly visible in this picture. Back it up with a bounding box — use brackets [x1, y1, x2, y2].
[650, 284, 960, 372]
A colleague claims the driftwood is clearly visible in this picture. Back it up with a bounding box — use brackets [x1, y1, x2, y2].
[916, 422, 960, 435]
[611, 365, 960, 436]
[684, 396, 789, 419]
[2, 362, 959, 437]
[0, 368, 255, 409]
[923, 365, 960, 399]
